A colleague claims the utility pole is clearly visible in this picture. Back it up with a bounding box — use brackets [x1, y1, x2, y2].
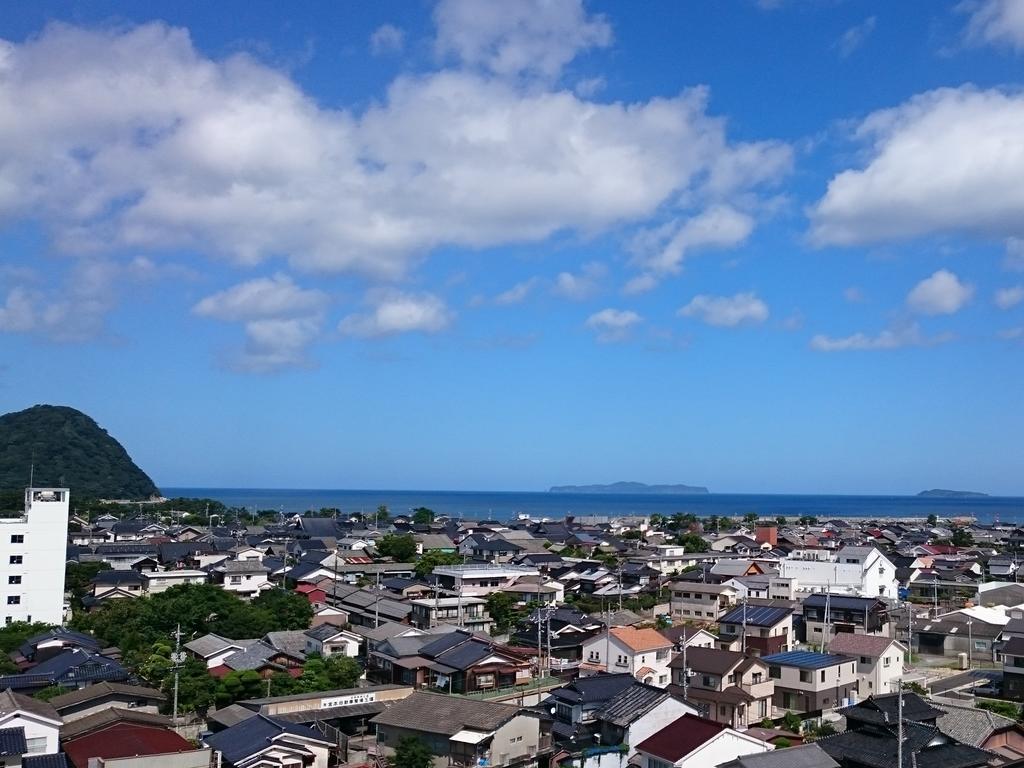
[967, 619, 973, 669]
[170, 624, 186, 732]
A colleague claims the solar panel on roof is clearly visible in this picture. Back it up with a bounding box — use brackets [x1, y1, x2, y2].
[762, 651, 850, 669]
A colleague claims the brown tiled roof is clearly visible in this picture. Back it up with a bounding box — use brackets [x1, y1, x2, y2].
[49, 682, 165, 710]
[609, 626, 672, 652]
[0, 689, 61, 723]
[370, 691, 519, 736]
[60, 708, 170, 740]
[669, 646, 745, 675]
[826, 633, 903, 658]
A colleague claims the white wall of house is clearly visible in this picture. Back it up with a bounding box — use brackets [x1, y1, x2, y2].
[641, 728, 772, 768]
[778, 550, 897, 598]
[622, 698, 698, 760]
[853, 643, 904, 696]
[580, 634, 672, 687]
[488, 715, 543, 766]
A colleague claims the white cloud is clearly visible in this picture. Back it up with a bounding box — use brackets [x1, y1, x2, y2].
[0, 22, 789, 285]
[0, 258, 183, 342]
[193, 274, 328, 322]
[339, 290, 453, 337]
[810, 86, 1024, 246]
[553, 262, 606, 301]
[844, 286, 865, 303]
[1006, 238, 1024, 271]
[906, 269, 974, 315]
[961, 0, 1024, 51]
[494, 278, 539, 305]
[995, 285, 1024, 309]
[999, 326, 1024, 339]
[370, 24, 405, 55]
[193, 274, 328, 372]
[433, 0, 612, 79]
[585, 307, 641, 342]
[628, 206, 758, 292]
[574, 76, 605, 97]
[810, 323, 952, 352]
[678, 291, 769, 327]
[834, 16, 877, 58]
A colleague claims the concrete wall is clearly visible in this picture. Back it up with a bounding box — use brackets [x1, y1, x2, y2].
[92, 749, 211, 768]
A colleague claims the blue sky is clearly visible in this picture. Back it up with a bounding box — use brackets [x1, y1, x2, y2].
[1, 0, 1023, 495]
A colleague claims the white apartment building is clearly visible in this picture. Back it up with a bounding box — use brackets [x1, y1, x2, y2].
[430, 564, 540, 597]
[777, 546, 898, 599]
[0, 489, 71, 626]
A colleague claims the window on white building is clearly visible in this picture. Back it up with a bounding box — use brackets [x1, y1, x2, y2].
[9, 535, 22, 544]
[8, 556, 21, 565]
[25, 738, 46, 754]
[6, 597, 19, 605]
[7, 577, 19, 585]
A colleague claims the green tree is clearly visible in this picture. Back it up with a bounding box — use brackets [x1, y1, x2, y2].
[412, 507, 435, 524]
[775, 516, 787, 525]
[487, 592, 526, 634]
[0, 622, 56, 656]
[675, 533, 707, 552]
[742, 512, 759, 524]
[951, 527, 974, 547]
[215, 670, 266, 707]
[927, 514, 938, 526]
[251, 589, 314, 631]
[414, 551, 463, 580]
[783, 710, 802, 734]
[159, 658, 217, 715]
[65, 562, 112, 609]
[389, 736, 434, 768]
[376, 534, 417, 562]
[705, 515, 720, 533]
[322, 655, 363, 688]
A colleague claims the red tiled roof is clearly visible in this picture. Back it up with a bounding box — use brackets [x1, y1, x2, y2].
[63, 723, 196, 768]
[636, 713, 727, 762]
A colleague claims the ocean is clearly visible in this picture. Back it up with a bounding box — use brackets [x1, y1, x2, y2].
[161, 488, 1024, 524]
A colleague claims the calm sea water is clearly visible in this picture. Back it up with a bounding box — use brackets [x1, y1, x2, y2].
[161, 487, 1024, 524]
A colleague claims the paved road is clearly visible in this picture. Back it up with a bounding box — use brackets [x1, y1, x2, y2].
[929, 669, 1000, 694]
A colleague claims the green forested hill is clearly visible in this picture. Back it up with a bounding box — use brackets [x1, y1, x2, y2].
[0, 405, 159, 498]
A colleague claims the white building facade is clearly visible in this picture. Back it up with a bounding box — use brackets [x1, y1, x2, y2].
[1, 489, 70, 626]
[777, 547, 898, 599]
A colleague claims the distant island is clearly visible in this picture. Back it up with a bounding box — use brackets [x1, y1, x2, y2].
[917, 489, 989, 498]
[549, 481, 709, 495]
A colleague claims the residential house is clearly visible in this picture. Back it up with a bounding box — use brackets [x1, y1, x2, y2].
[140, 569, 207, 594]
[48, 682, 165, 722]
[669, 583, 739, 621]
[778, 546, 898, 599]
[409, 597, 493, 634]
[594, 683, 698, 762]
[215, 560, 273, 598]
[580, 627, 674, 687]
[0, 650, 130, 693]
[430, 564, 540, 597]
[822, 693, 990, 768]
[545, 673, 637, 746]
[61, 710, 210, 768]
[762, 651, 859, 713]
[510, 607, 605, 670]
[0, 689, 62, 756]
[13, 630, 101, 667]
[801, 594, 889, 643]
[658, 625, 718, 650]
[825, 634, 905, 697]
[717, 605, 793, 656]
[912, 607, 1004, 660]
[669, 647, 774, 727]
[934, 700, 1024, 764]
[184, 634, 262, 669]
[634, 713, 773, 768]
[204, 713, 334, 768]
[371, 691, 551, 768]
[302, 625, 361, 657]
[1001, 635, 1024, 700]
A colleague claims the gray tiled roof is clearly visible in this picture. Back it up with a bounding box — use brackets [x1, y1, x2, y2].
[720, 743, 839, 768]
[596, 682, 669, 727]
[0, 689, 61, 722]
[0, 726, 26, 756]
[370, 691, 518, 736]
[934, 701, 1017, 746]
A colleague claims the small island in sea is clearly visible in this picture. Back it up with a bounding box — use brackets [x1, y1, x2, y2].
[549, 481, 709, 495]
[917, 488, 990, 498]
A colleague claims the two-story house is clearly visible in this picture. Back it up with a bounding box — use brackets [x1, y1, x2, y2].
[826, 633, 905, 697]
[409, 596, 493, 634]
[669, 647, 774, 727]
[762, 651, 859, 714]
[801, 594, 889, 644]
[669, 583, 739, 621]
[303, 624, 361, 657]
[580, 627, 674, 687]
[372, 691, 552, 768]
[1001, 636, 1024, 700]
[716, 605, 793, 656]
[635, 713, 773, 768]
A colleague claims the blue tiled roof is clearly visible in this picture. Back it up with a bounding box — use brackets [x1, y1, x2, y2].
[0, 726, 26, 756]
[24, 753, 68, 768]
[205, 714, 330, 763]
[762, 651, 852, 669]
